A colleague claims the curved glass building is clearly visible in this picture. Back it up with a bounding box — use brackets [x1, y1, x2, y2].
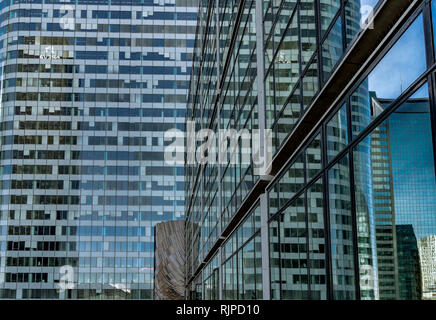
[0, 0, 197, 299]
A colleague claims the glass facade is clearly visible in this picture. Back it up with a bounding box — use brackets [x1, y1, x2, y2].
[0, 0, 197, 299]
[185, 0, 436, 300]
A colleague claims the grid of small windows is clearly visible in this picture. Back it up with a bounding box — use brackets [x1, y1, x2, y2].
[0, 0, 197, 299]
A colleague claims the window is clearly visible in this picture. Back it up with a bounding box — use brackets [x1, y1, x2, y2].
[354, 82, 436, 299]
[351, 14, 427, 137]
[328, 155, 356, 299]
[322, 16, 343, 82]
[300, 0, 317, 70]
[326, 104, 348, 162]
[320, 0, 341, 37]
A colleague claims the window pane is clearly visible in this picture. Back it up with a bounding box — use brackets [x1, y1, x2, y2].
[242, 240, 256, 299]
[322, 16, 343, 82]
[306, 133, 322, 181]
[328, 155, 356, 299]
[269, 218, 281, 299]
[223, 257, 232, 299]
[351, 14, 427, 137]
[269, 185, 280, 216]
[238, 248, 244, 299]
[300, 0, 317, 70]
[307, 178, 327, 299]
[354, 83, 436, 300]
[326, 103, 348, 162]
[254, 234, 263, 298]
[432, 0, 436, 56]
[276, 84, 301, 149]
[232, 255, 238, 299]
[302, 56, 319, 110]
[264, 6, 274, 47]
[265, 31, 275, 72]
[320, 0, 341, 37]
[273, 4, 292, 54]
[274, 11, 300, 115]
[265, 68, 275, 129]
[278, 152, 305, 210]
[280, 195, 309, 299]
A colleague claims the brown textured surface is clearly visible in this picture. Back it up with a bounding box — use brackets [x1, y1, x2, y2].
[154, 220, 185, 300]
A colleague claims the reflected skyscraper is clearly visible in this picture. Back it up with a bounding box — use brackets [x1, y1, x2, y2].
[185, 0, 436, 301]
[396, 225, 422, 300]
[371, 93, 436, 300]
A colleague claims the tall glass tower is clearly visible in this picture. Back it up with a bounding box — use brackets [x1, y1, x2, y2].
[0, 0, 197, 299]
[185, 0, 436, 301]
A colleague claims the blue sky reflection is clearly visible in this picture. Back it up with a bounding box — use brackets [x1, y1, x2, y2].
[368, 14, 426, 99]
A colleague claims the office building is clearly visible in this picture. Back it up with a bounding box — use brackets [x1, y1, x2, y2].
[185, 0, 436, 300]
[0, 0, 197, 299]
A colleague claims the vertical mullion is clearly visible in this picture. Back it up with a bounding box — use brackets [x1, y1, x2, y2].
[423, 0, 436, 178]
[428, 72, 436, 194]
[424, 0, 435, 66]
[314, 0, 322, 91]
[297, 2, 304, 116]
[340, 0, 347, 51]
[348, 148, 361, 299]
[321, 122, 333, 300]
[260, 194, 271, 299]
[303, 149, 311, 299]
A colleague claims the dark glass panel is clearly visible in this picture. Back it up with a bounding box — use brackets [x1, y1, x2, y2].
[328, 155, 356, 299]
[354, 83, 436, 300]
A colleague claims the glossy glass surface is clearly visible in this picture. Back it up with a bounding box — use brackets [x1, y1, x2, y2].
[0, 0, 197, 299]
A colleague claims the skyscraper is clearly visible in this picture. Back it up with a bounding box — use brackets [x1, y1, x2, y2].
[0, 0, 197, 299]
[185, 0, 436, 300]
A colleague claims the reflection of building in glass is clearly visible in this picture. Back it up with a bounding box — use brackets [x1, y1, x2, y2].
[389, 97, 436, 300]
[351, 81, 378, 299]
[396, 225, 422, 300]
[418, 235, 436, 299]
[370, 93, 398, 300]
[373, 95, 436, 300]
[185, 0, 436, 301]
